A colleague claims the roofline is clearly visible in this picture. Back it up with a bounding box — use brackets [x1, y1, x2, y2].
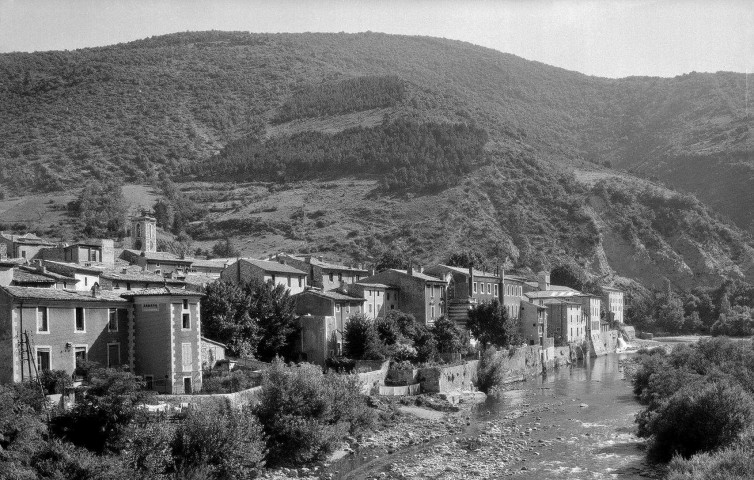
[294, 289, 365, 302]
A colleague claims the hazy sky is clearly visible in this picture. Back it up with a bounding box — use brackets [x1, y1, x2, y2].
[1, 0, 752, 78]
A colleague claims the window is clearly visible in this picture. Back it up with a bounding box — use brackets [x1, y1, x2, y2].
[182, 343, 192, 371]
[430, 286, 434, 298]
[21, 251, 27, 259]
[126, 282, 131, 291]
[377, 291, 381, 297]
[335, 304, 341, 313]
[329, 273, 334, 282]
[37, 307, 49, 333]
[84, 277, 88, 287]
[144, 375, 154, 390]
[271, 274, 276, 284]
[182, 313, 191, 330]
[182, 299, 189, 310]
[298, 277, 302, 287]
[183, 377, 192, 394]
[346, 305, 350, 314]
[369, 304, 373, 313]
[473, 282, 478, 294]
[74, 346, 87, 369]
[338, 273, 343, 282]
[494, 284, 499, 297]
[391, 305, 395, 310]
[386, 292, 390, 300]
[36, 348, 51, 371]
[487, 283, 491, 294]
[75, 307, 85, 332]
[108, 308, 119, 332]
[430, 305, 436, 319]
[107, 343, 121, 368]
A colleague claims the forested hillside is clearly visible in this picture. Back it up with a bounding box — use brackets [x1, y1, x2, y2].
[0, 31, 752, 289]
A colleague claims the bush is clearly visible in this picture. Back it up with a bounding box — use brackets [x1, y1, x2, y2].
[432, 316, 466, 354]
[390, 343, 418, 362]
[477, 346, 506, 393]
[50, 368, 153, 453]
[325, 357, 356, 373]
[412, 325, 439, 363]
[173, 404, 266, 479]
[639, 381, 754, 461]
[121, 418, 176, 479]
[200, 369, 261, 394]
[343, 314, 384, 360]
[666, 445, 754, 480]
[375, 315, 401, 345]
[39, 369, 73, 395]
[254, 359, 374, 466]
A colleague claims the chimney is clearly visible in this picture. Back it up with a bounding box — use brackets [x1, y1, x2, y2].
[407, 264, 414, 276]
[418, 265, 424, 274]
[468, 265, 474, 295]
[122, 267, 128, 274]
[91, 284, 100, 298]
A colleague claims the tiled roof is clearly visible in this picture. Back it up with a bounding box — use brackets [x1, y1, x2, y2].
[525, 290, 582, 299]
[1, 286, 128, 303]
[280, 254, 368, 273]
[183, 273, 219, 286]
[425, 264, 499, 278]
[121, 250, 193, 264]
[100, 269, 184, 284]
[17, 266, 78, 282]
[0, 233, 55, 246]
[295, 289, 365, 302]
[120, 286, 204, 297]
[12, 270, 56, 284]
[239, 259, 306, 275]
[602, 286, 623, 292]
[548, 285, 581, 293]
[389, 269, 444, 282]
[541, 298, 583, 306]
[356, 282, 395, 289]
[43, 260, 104, 274]
[191, 258, 234, 269]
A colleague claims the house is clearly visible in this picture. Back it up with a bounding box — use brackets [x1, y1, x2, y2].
[201, 337, 226, 369]
[190, 258, 234, 277]
[543, 299, 586, 344]
[293, 289, 366, 358]
[602, 286, 624, 324]
[98, 267, 186, 291]
[424, 264, 502, 327]
[502, 275, 527, 320]
[520, 300, 548, 346]
[220, 258, 307, 294]
[0, 285, 205, 394]
[41, 261, 102, 291]
[276, 254, 369, 292]
[0, 233, 55, 260]
[357, 267, 445, 325]
[37, 239, 115, 267]
[579, 295, 602, 333]
[120, 250, 194, 277]
[346, 282, 399, 320]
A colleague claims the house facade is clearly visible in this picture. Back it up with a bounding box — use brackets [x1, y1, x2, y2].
[358, 267, 445, 325]
[276, 254, 369, 292]
[0, 233, 55, 260]
[346, 282, 399, 320]
[42, 261, 102, 291]
[520, 300, 548, 346]
[293, 289, 366, 359]
[602, 287, 624, 324]
[544, 299, 586, 344]
[0, 285, 204, 394]
[220, 258, 307, 294]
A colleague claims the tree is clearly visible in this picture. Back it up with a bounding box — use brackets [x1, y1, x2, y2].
[201, 281, 259, 358]
[211, 238, 239, 258]
[432, 316, 466, 353]
[467, 299, 521, 348]
[343, 314, 384, 360]
[249, 280, 299, 361]
[446, 250, 485, 269]
[70, 179, 128, 238]
[50, 367, 154, 453]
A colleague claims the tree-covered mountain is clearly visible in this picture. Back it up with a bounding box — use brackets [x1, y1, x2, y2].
[0, 31, 752, 289]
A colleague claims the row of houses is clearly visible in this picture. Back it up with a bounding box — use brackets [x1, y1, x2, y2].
[0, 215, 625, 391]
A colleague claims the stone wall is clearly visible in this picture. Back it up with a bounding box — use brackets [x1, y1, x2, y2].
[386, 366, 419, 386]
[418, 360, 479, 393]
[588, 330, 620, 357]
[159, 385, 263, 409]
[356, 361, 390, 394]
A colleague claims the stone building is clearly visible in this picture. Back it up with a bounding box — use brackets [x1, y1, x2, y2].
[130, 215, 157, 253]
[220, 258, 307, 294]
[602, 286, 624, 324]
[276, 254, 369, 292]
[357, 267, 445, 325]
[0, 233, 55, 260]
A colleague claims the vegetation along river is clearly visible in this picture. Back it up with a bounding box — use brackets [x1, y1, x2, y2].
[337, 353, 660, 479]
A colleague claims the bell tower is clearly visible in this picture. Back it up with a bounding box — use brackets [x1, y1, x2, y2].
[131, 215, 157, 253]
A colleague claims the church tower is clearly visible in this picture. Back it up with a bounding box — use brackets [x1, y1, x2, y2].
[131, 215, 157, 253]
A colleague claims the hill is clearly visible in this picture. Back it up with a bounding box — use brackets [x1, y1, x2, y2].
[0, 31, 752, 289]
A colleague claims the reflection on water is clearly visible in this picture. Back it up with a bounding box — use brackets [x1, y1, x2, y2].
[482, 354, 658, 479]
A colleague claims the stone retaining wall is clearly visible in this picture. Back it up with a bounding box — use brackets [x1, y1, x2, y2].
[379, 384, 421, 396]
[158, 385, 263, 409]
[418, 360, 479, 393]
[356, 360, 390, 394]
[588, 330, 620, 357]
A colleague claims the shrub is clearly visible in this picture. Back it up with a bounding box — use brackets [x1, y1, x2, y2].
[254, 359, 374, 466]
[173, 404, 266, 479]
[29, 439, 129, 479]
[200, 369, 261, 394]
[432, 316, 466, 354]
[39, 369, 73, 395]
[50, 368, 154, 453]
[413, 325, 439, 363]
[666, 445, 754, 480]
[390, 343, 418, 362]
[343, 314, 385, 360]
[477, 346, 506, 393]
[639, 381, 754, 461]
[325, 357, 356, 373]
[467, 299, 522, 348]
[122, 418, 176, 479]
[375, 315, 401, 345]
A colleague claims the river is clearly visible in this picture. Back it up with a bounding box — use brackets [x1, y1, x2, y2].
[334, 353, 660, 479]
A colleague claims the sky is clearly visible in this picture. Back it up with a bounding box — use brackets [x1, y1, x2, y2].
[0, 0, 752, 78]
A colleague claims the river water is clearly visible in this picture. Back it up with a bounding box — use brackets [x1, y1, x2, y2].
[334, 353, 659, 479]
[479, 353, 659, 479]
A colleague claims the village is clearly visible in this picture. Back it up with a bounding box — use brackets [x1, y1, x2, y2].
[0, 212, 630, 399]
